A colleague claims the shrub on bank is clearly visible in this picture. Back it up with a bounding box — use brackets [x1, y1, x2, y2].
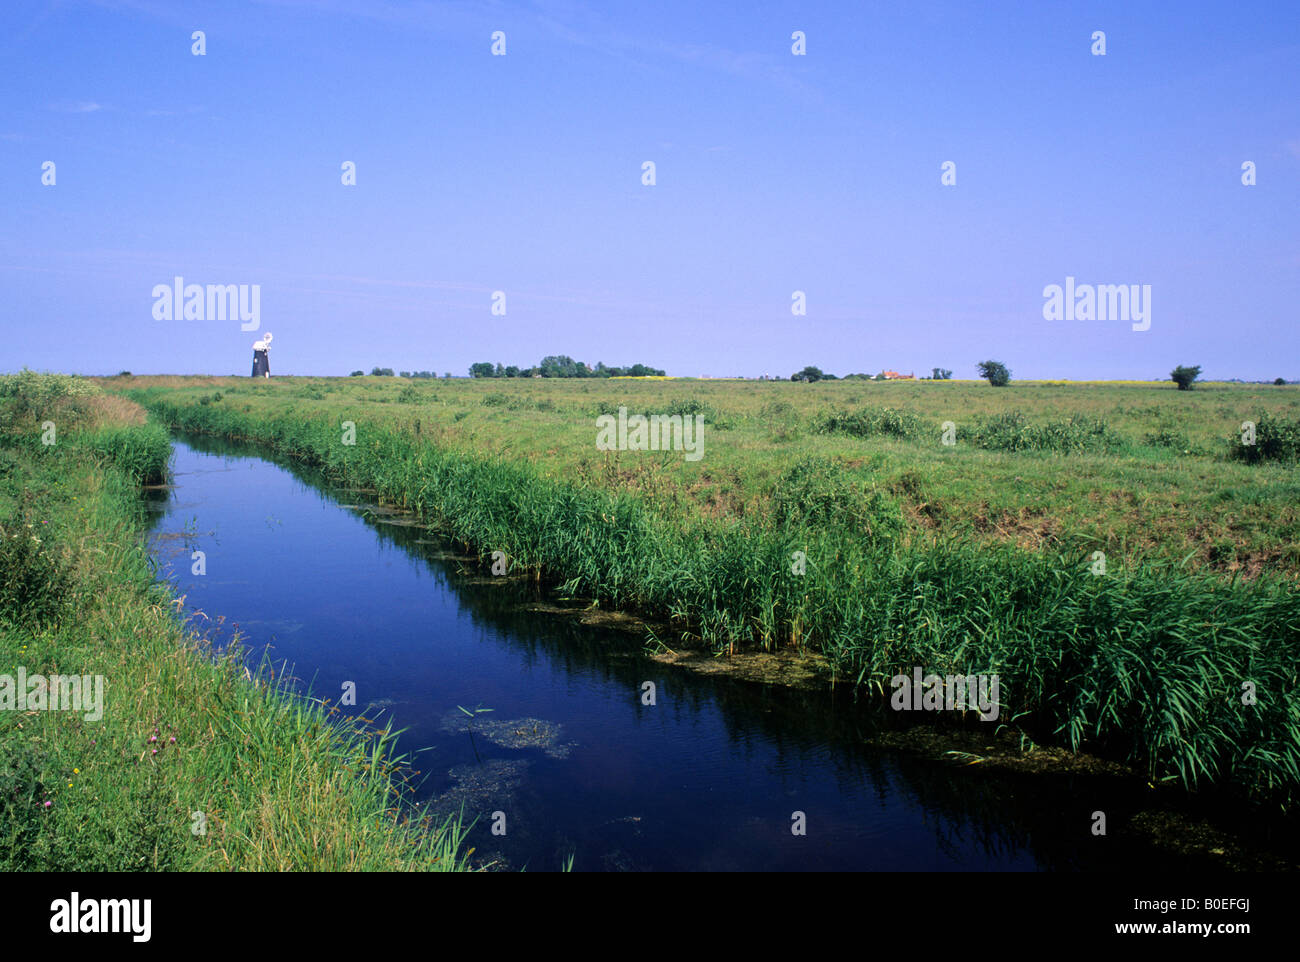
[0, 370, 101, 423]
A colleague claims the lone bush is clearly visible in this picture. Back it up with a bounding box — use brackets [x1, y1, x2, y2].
[1171, 365, 1201, 390]
[976, 360, 1011, 387]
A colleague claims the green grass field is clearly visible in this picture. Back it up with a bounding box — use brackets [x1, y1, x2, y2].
[116, 373, 1300, 809]
[121, 374, 1300, 577]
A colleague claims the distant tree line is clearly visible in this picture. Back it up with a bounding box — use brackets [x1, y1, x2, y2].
[343, 360, 1287, 385]
[469, 356, 666, 378]
[791, 366, 834, 382]
[350, 369, 447, 378]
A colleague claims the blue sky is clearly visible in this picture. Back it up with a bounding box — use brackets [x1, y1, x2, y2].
[2, 0, 1297, 379]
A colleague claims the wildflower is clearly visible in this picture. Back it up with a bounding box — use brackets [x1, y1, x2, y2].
[43, 801, 51, 808]
[148, 735, 157, 743]
[73, 768, 79, 774]
[169, 737, 176, 744]
[150, 749, 157, 755]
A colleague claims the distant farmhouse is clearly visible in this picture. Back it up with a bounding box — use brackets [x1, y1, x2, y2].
[880, 370, 915, 380]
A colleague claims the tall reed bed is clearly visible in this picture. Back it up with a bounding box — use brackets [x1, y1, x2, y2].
[82, 422, 172, 484]
[141, 393, 1300, 807]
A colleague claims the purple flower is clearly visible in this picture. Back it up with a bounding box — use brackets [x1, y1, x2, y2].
[43, 800, 51, 808]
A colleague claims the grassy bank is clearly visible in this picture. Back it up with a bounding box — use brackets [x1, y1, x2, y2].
[126, 378, 1300, 810]
[0, 373, 470, 870]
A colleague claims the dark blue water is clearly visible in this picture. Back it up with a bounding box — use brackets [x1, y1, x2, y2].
[143, 435, 1196, 871]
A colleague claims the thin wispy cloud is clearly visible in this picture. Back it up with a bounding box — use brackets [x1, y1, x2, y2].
[49, 100, 105, 113]
[143, 106, 208, 117]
